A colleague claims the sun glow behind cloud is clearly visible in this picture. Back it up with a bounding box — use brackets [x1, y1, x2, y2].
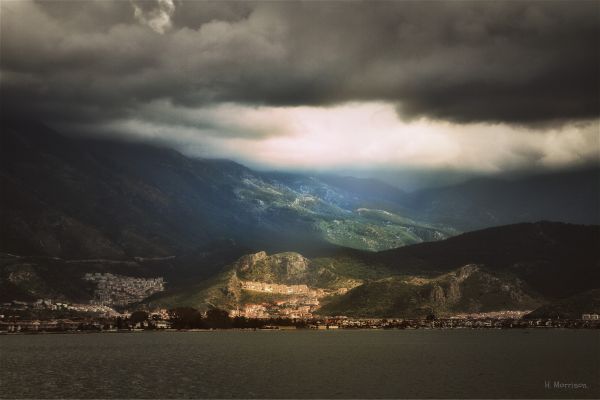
[3, 0, 598, 184]
[79, 102, 599, 174]
[226, 103, 462, 169]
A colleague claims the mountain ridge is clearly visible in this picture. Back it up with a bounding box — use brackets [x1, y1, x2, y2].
[0, 120, 454, 258]
[147, 222, 598, 318]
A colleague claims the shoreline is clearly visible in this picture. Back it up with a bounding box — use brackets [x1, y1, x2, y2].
[2, 326, 598, 336]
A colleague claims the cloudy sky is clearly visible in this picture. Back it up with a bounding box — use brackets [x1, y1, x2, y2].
[1, 0, 598, 186]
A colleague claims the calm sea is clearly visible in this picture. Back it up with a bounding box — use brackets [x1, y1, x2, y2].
[1, 330, 598, 399]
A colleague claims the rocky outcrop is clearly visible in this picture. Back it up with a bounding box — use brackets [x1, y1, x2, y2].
[269, 252, 310, 276]
[423, 264, 543, 314]
[235, 251, 268, 272]
[192, 251, 363, 318]
[234, 251, 312, 285]
[320, 263, 544, 318]
[428, 264, 479, 306]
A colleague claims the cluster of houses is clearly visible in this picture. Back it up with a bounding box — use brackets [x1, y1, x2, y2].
[0, 319, 108, 332]
[83, 273, 165, 306]
[0, 305, 172, 333]
[236, 280, 353, 319]
[230, 304, 269, 319]
[2, 292, 599, 332]
[230, 289, 323, 319]
[322, 316, 600, 329]
[2, 314, 599, 333]
[240, 280, 322, 296]
[1, 299, 119, 316]
[230, 301, 317, 319]
[450, 310, 531, 319]
[582, 313, 600, 320]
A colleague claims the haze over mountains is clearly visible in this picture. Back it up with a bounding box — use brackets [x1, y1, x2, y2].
[0, 120, 598, 318]
[2, 120, 598, 258]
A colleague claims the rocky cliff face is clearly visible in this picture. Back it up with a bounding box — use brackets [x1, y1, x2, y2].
[150, 251, 362, 317]
[423, 264, 541, 313]
[235, 251, 269, 272]
[234, 251, 312, 285]
[428, 264, 478, 305]
[318, 263, 544, 318]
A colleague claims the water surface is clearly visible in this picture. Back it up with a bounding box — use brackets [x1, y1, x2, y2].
[1, 330, 598, 398]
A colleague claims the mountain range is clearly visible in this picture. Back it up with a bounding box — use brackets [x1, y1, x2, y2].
[148, 222, 599, 318]
[0, 120, 598, 318]
[0, 120, 457, 259]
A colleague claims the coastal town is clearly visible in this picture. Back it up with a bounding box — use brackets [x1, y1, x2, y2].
[2, 264, 598, 333]
[1, 298, 598, 333]
[2, 267, 600, 332]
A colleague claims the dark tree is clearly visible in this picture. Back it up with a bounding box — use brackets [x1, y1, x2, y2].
[426, 313, 437, 321]
[232, 316, 248, 329]
[130, 311, 149, 327]
[168, 307, 204, 329]
[205, 308, 232, 329]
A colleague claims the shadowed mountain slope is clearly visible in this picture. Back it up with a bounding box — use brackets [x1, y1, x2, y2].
[0, 120, 450, 259]
[2, 120, 598, 261]
[330, 222, 600, 299]
[401, 169, 600, 231]
[525, 289, 600, 319]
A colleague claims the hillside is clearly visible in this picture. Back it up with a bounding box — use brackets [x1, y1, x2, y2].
[148, 251, 363, 316]
[3, 120, 598, 262]
[0, 120, 450, 258]
[0, 240, 249, 303]
[149, 222, 598, 318]
[366, 222, 600, 298]
[318, 265, 543, 318]
[3, 222, 597, 318]
[402, 169, 600, 231]
[525, 289, 600, 319]
[150, 255, 545, 319]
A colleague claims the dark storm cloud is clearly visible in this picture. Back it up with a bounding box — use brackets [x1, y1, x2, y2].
[0, 0, 598, 126]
